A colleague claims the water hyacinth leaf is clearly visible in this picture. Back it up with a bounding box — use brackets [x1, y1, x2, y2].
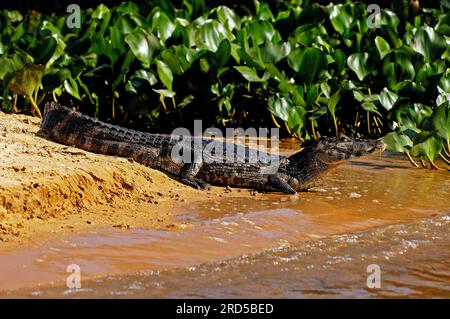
[156, 59, 173, 91]
[347, 53, 372, 81]
[382, 132, 413, 152]
[295, 48, 328, 85]
[361, 101, 381, 115]
[161, 50, 184, 75]
[199, 20, 233, 52]
[287, 106, 307, 134]
[115, 2, 140, 14]
[379, 87, 398, 111]
[412, 26, 447, 62]
[152, 11, 176, 43]
[375, 36, 391, 59]
[329, 4, 352, 35]
[333, 49, 346, 75]
[92, 4, 110, 19]
[42, 68, 71, 90]
[152, 89, 176, 98]
[34, 37, 57, 65]
[248, 20, 278, 46]
[215, 39, 231, 67]
[127, 69, 158, 93]
[216, 6, 240, 31]
[431, 103, 450, 141]
[410, 133, 443, 160]
[287, 47, 303, 73]
[268, 94, 290, 121]
[261, 41, 291, 64]
[5, 10, 23, 22]
[125, 28, 159, 66]
[234, 66, 269, 82]
[376, 9, 400, 31]
[63, 77, 81, 100]
[328, 90, 341, 116]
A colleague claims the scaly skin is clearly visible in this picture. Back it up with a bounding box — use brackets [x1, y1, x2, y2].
[40, 102, 385, 194]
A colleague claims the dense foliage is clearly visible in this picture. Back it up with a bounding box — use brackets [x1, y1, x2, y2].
[0, 1, 449, 168]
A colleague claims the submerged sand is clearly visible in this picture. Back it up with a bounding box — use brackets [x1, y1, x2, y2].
[0, 111, 252, 247]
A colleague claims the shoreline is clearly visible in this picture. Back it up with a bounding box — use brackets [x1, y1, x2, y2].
[0, 112, 254, 249]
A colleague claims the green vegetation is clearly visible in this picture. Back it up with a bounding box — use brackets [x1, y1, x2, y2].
[0, 1, 449, 168]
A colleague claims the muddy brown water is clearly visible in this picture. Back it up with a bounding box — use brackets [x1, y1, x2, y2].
[0, 151, 449, 298]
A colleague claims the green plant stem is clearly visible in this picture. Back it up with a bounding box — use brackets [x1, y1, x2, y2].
[420, 159, 427, 168]
[12, 94, 18, 113]
[270, 113, 281, 128]
[29, 95, 42, 118]
[366, 111, 370, 134]
[428, 156, 441, 170]
[311, 121, 317, 140]
[445, 141, 450, 157]
[333, 115, 338, 136]
[171, 96, 177, 110]
[405, 151, 419, 168]
[439, 153, 450, 166]
[160, 96, 168, 112]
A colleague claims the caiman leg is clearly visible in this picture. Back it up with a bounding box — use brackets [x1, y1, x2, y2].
[159, 141, 210, 190]
[267, 174, 296, 194]
[179, 162, 210, 190]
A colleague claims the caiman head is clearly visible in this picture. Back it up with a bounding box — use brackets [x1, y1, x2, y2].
[281, 135, 385, 191]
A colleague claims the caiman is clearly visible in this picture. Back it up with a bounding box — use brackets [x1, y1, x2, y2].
[39, 102, 385, 194]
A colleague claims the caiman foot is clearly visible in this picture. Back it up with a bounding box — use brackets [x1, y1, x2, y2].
[179, 176, 211, 190]
[267, 174, 297, 194]
[179, 162, 210, 190]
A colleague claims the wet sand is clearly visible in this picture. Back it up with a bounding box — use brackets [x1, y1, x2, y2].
[0, 112, 254, 247]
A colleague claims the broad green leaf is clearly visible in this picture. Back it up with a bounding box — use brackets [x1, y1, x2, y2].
[333, 49, 346, 75]
[328, 90, 341, 117]
[161, 50, 184, 75]
[268, 94, 291, 121]
[152, 89, 176, 98]
[361, 101, 381, 115]
[261, 41, 291, 64]
[42, 68, 71, 90]
[375, 36, 391, 59]
[382, 132, 413, 152]
[125, 28, 160, 66]
[294, 48, 328, 85]
[412, 26, 447, 62]
[410, 133, 443, 160]
[156, 59, 173, 91]
[234, 66, 269, 82]
[329, 4, 352, 35]
[216, 6, 240, 31]
[63, 77, 81, 100]
[287, 106, 307, 134]
[347, 52, 372, 81]
[379, 87, 398, 111]
[199, 20, 234, 52]
[431, 103, 450, 141]
[92, 4, 110, 19]
[131, 69, 157, 86]
[248, 20, 278, 45]
[152, 11, 176, 43]
[287, 47, 303, 73]
[34, 37, 57, 65]
[215, 39, 231, 67]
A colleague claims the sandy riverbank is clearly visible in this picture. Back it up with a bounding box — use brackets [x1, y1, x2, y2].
[0, 111, 253, 248]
